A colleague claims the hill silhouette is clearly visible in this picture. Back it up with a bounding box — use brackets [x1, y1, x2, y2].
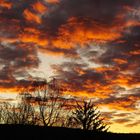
[0, 124, 140, 140]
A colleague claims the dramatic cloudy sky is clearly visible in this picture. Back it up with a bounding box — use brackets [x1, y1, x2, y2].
[0, 0, 140, 133]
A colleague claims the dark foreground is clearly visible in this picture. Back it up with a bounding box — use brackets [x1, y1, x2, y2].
[0, 125, 140, 140]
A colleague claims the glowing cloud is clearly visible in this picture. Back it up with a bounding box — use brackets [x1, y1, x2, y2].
[0, 0, 12, 9]
[23, 9, 41, 24]
[32, 2, 47, 14]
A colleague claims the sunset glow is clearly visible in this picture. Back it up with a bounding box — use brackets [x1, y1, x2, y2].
[0, 0, 140, 133]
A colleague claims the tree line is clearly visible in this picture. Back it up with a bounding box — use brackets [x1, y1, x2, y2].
[0, 78, 109, 132]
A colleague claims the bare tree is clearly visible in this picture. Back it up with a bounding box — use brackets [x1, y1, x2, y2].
[0, 102, 12, 124]
[15, 101, 36, 125]
[70, 100, 109, 132]
[18, 78, 66, 126]
[36, 78, 66, 126]
[0, 100, 35, 125]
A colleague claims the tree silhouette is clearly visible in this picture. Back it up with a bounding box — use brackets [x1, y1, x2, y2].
[32, 78, 61, 126]
[19, 78, 66, 126]
[70, 100, 109, 132]
[0, 78, 109, 131]
[0, 101, 35, 125]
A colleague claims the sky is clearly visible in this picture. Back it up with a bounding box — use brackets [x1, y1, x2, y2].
[0, 0, 140, 133]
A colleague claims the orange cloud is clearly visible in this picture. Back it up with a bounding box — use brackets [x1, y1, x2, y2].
[94, 65, 138, 89]
[113, 118, 131, 124]
[44, 0, 60, 4]
[19, 28, 48, 46]
[125, 20, 140, 27]
[52, 17, 121, 49]
[0, 87, 19, 93]
[94, 86, 114, 98]
[94, 66, 119, 73]
[38, 48, 65, 56]
[23, 9, 41, 24]
[112, 75, 132, 87]
[74, 67, 86, 75]
[19, 34, 48, 46]
[0, 0, 12, 9]
[0, 37, 17, 44]
[95, 66, 140, 89]
[23, 27, 40, 35]
[98, 94, 140, 112]
[83, 81, 114, 98]
[129, 50, 140, 55]
[60, 80, 114, 99]
[113, 58, 128, 65]
[62, 88, 113, 100]
[32, 2, 47, 14]
[100, 100, 134, 111]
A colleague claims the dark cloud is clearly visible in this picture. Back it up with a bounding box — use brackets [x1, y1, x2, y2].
[125, 120, 140, 127]
[0, 0, 37, 19]
[95, 89, 140, 111]
[0, 42, 40, 89]
[113, 118, 131, 124]
[41, 0, 136, 35]
[51, 61, 118, 99]
[114, 113, 133, 117]
[98, 25, 140, 66]
[101, 111, 116, 119]
[0, 98, 16, 103]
